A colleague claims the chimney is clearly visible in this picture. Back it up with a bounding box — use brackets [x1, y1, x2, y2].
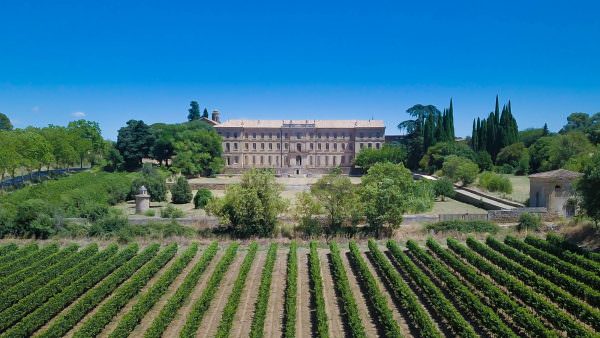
[211, 109, 221, 123]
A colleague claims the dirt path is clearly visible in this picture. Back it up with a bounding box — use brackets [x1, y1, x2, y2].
[339, 249, 379, 337]
[361, 250, 413, 337]
[296, 247, 312, 338]
[197, 252, 245, 338]
[97, 248, 180, 337]
[231, 250, 266, 337]
[319, 249, 346, 338]
[264, 249, 286, 337]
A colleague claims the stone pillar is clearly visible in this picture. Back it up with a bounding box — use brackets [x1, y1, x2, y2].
[135, 185, 151, 214]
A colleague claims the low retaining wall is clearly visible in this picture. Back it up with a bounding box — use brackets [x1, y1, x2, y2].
[488, 207, 557, 222]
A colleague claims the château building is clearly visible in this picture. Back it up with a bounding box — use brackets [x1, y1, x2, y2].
[212, 115, 385, 175]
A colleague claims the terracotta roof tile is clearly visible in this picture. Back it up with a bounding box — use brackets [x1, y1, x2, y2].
[215, 119, 385, 128]
[529, 169, 582, 180]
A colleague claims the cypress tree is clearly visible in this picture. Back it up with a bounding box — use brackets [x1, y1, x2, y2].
[448, 98, 455, 139]
[542, 123, 549, 136]
[435, 111, 443, 142]
[471, 119, 478, 150]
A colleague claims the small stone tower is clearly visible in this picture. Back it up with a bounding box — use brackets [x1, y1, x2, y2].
[135, 185, 151, 214]
[211, 109, 221, 123]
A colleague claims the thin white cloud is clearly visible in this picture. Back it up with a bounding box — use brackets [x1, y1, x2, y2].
[72, 111, 86, 118]
[32, 106, 39, 112]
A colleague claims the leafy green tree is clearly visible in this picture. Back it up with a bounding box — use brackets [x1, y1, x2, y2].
[116, 120, 155, 171]
[19, 129, 54, 174]
[171, 128, 223, 176]
[433, 178, 455, 201]
[529, 136, 554, 173]
[354, 144, 407, 171]
[103, 142, 124, 172]
[187, 101, 201, 121]
[441, 155, 479, 186]
[496, 142, 530, 175]
[577, 152, 600, 226]
[0, 113, 13, 131]
[419, 141, 476, 173]
[560, 112, 591, 133]
[548, 132, 594, 169]
[171, 176, 193, 204]
[293, 191, 324, 236]
[193, 188, 212, 209]
[310, 168, 359, 229]
[130, 165, 167, 202]
[40, 126, 78, 169]
[152, 137, 175, 167]
[0, 131, 21, 181]
[475, 151, 493, 171]
[519, 127, 547, 147]
[67, 120, 103, 167]
[206, 169, 288, 237]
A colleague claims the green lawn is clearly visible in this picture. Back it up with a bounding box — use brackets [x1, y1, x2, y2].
[475, 174, 530, 204]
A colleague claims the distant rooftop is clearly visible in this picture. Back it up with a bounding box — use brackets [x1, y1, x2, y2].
[529, 169, 582, 180]
[216, 119, 385, 129]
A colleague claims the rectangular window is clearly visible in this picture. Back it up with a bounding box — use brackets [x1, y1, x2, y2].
[269, 143, 273, 150]
[333, 156, 336, 166]
[253, 143, 257, 150]
[310, 143, 314, 150]
[376, 143, 380, 149]
[326, 143, 329, 151]
[245, 143, 249, 150]
[253, 133, 256, 139]
[269, 156, 272, 165]
[277, 143, 281, 150]
[368, 143, 372, 148]
[360, 143, 364, 149]
[226, 143, 230, 152]
[318, 143, 322, 150]
[342, 143, 346, 150]
[285, 143, 289, 150]
[261, 143, 265, 150]
[234, 143, 238, 150]
[334, 143, 337, 151]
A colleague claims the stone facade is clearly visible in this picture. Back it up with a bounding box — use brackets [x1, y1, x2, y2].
[214, 119, 385, 175]
[529, 169, 582, 217]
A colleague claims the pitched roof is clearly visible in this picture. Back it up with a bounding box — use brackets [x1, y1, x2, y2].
[215, 119, 385, 128]
[529, 169, 582, 180]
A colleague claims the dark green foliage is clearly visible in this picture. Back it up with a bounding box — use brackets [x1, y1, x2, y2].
[193, 188, 212, 209]
[110, 243, 198, 338]
[546, 233, 600, 262]
[419, 141, 476, 173]
[525, 236, 600, 274]
[283, 242, 298, 338]
[441, 155, 479, 185]
[116, 120, 155, 171]
[496, 142, 529, 175]
[560, 112, 600, 143]
[578, 151, 600, 226]
[425, 220, 499, 234]
[456, 238, 598, 335]
[386, 241, 476, 337]
[367, 240, 440, 337]
[180, 243, 239, 338]
[519, 127, 547, 147]
[187, 101, 201, 121]
[144, 241, 218, 338]
[0, 113, 13, 131]
[475, 151, 493, 171]
[427, 239, 551, 337]
[170, 176, 192, 204]
[433, 177, 455, 201]
[328, 242, 366, 337]
[406, 240, 517, 337]
[202, 108, 209, 118]
[308, 242, 328, 338]
[249, 243, 278, 338]
[130, 165, 168, 202]
[471, 96, 519, 160]
[160, 205, 184, 219]
[348, 241, 402, 337]
[516, 213, 541, 232]
[354, 144, 407, 171]
[478, 171, 512, 193]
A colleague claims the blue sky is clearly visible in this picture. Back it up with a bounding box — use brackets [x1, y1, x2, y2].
[1, 0, 598, 140]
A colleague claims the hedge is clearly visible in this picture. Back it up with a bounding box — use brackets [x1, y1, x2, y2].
[143, 241, 218, 338]
[329, 242, 366, 338]
[406, 240, 517, 338]
[0, 244, 77, 291]
[463, 237, 600, 333]
[348, 241, 402, 337]
[249, 243, 278, 338]
[427, 238, 552, 337]
[282, 241, 298, 338]
[308, 241, 329, 338]
[1, 244, 138, 337]
[0, 243, 17, 259]
[180, 243, 239, 338]
[0, 244, 58, 278]
[215, 243, 258, 338]
[0, 244, 116, 330]
[425, 220, 499, 234]
[367, 240, 440, 338]
[69, 244, 176, 338]
[109, 243, 199, 338]
[0, 244, 37, 266]
[38, 244, 164, 338]
[487, 237, 600, 307]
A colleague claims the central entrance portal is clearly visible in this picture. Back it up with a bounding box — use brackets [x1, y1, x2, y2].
[296, 155, 302, 166]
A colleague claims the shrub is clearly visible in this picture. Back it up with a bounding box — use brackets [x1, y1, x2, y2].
[161, 205, 184, 219]
[193, 188, 212, 209]
[433, 178, 455, 201]
[441, 155, 479, 186]
[517, 213, 541, 232]
[171, 176, 193, 204]
[130, 166, 167, 202]
[426, 220, 499, 234]
[478, 171, 512, 194]
[144, 209, 156, 217]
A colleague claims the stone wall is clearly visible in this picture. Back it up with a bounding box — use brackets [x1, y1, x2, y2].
[487, 207, 558, 223]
